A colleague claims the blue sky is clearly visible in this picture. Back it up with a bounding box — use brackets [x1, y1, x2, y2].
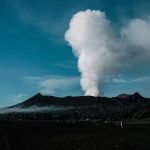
[0, 0, 150, 106]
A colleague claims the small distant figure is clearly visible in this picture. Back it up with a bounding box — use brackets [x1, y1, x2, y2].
[96, 122, 99, 126]
[120, 120, 123, 129]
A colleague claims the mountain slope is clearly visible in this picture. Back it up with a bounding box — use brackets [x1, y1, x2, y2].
[11, 92, 150, 108]
[9, 93, 150, 112]
[1, 92, 150, 120]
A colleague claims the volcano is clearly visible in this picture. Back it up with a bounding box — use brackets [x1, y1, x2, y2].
[1, 92, 150, 120]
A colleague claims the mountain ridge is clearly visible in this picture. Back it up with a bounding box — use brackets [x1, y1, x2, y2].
[1, 92, 149, 121]
[10, 92, 149, 108]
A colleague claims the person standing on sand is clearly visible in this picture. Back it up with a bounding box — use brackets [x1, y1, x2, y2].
[120, 120, 123, 128]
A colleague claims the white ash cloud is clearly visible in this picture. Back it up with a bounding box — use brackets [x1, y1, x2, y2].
[65, 10, 123, 96]
[121, 17, 150, 50]
[65, 10, 150, 97]
[121, 17, 150, 60]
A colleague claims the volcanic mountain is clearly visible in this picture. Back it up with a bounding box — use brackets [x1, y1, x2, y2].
[1, 92, 150, 120]
[10, 92, 149, 108]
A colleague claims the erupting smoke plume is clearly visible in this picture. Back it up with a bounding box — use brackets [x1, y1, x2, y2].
[65, 10, 121, 96]
[65, 9, 150, 96]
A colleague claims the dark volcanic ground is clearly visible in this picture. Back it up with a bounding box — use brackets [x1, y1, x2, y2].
[0, 120, 150, 150]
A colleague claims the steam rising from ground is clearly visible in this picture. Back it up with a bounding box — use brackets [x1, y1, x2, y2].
[65, 10, 122, 96]
[65, 10, 150, 96]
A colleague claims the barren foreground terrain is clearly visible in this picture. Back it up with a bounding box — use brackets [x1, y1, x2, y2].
[0, 120, 150, 150]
